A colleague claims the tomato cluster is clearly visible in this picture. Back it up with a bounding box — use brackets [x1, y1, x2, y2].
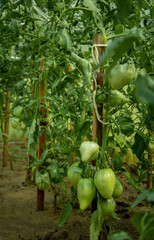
[67, 141, 123, 219]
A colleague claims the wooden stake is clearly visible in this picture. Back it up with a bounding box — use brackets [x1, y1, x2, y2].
[37, 60, 47, 211]
[25, 155, 33, 183]
[147, 153, 153, 189]
[92, 34, 108, 240]
[3, 90, 11, 167]
[92, 33, 104, 199]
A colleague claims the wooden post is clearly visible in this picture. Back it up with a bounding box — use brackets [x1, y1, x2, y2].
[25, 155, 33, 183]
[92, 34, 108, 240]
[147, 153, 153, 189]
[3, 90, 11, 167]
[92, 34, 104, 211]
[37, 80, 46, 211]
[37, 60, 47, 211]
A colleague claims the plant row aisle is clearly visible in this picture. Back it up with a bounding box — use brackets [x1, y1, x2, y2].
[0, 1, 154, 240]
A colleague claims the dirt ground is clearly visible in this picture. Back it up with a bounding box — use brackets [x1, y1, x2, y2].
[0, 142, 150, 240]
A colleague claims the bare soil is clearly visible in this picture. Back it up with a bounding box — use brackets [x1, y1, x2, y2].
[0, 142, 150, 240]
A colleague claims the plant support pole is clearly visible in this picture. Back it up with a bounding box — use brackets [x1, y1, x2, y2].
[92, 34, 104, 145]
[92, 34, 107, 240]
[3, 90, 11, 167]
[37, 61, 47, 211]
[147, 153, 153, 189]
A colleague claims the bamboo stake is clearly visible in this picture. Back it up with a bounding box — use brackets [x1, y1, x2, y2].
[3, 90, 11, 167]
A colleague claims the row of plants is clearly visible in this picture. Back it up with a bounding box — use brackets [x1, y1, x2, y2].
[0, 0, 153, 239]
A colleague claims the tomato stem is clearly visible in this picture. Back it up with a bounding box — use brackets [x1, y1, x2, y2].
[107, 33, 127, 40]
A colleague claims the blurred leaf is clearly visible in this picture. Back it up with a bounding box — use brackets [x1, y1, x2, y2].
[132, 212, 154, 240]
[58, 28, 72, 51]
[115, 0, 131, 18]
[132, 132, 148, 158]
[124, 172, 144, 193]
[131, 189, 154, 209]
[117, 116, 134, 137]
[90, 210, 102, 240]
[77, 120, 92, 141]
[112, 152, 123, 171]
[58, 202, 72, 227]
[83, 0, 100, 12]
[98, 33, 140, 71]
[135, 75, 154, 106]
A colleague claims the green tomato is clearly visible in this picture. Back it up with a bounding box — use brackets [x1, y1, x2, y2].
[11, 117, 21, 130]
[77, 178, 96, 210]
[109, 63, 136, 90]
[13, 106, 23, 118]
[112, 177, 123, 198]
[45, 158, 52, 164]
[94, 168, 116, 199]
[96, 89, 106, 104]
[100, 197, 116, 219]
[114, 24, 125, 34]
[109, 90, 129, 106]
[67, 162, 83, 190]
[80, 141, 99, 162]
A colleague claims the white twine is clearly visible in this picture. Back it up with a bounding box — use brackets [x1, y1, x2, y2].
[92, 43, 111, 126]
[92, 44, 108, 65]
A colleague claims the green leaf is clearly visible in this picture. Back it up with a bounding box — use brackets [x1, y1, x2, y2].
[71, 52, 92, 84]
[117, 116, 134, 137]
[90, 210, 102, 240]
[115, 133, 127, 148]
[115, 0, 131, 18]
[135, 75, 154, 106]
[132, 212, 154, 240]
[124, 172, 144, 193]
[114, 24, 125, 35]
[131, 189, 154, 209]
[58, 202, 72, 227]
[109, 230, 132, 240]
[98, 33, 139, 71]
[132, 132, 148, 158]
[77, 120, 92, 141]
[112, 152, 123, 171]
[83, 0, 100, 12]
[58, 28, 72, 51]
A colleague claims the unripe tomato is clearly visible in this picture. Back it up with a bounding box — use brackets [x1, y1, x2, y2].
[77, 178, 96, 210]
[112, 177, 123, 198]
[13, 106, 23, 118]
[109, 63, 136, 90]
[109, 90, 129, 106]
[67, 162, 83, 190]
[94, 168, 116, 199]
[11, 117, 21, 130]
[80, 141, 99, 162]
[100, 197, 116, 219]
[96, 89, 106, 104]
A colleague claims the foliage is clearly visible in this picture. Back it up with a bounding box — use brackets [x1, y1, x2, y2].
[0, 0, 154, 239]
[110, 189, 154, 240]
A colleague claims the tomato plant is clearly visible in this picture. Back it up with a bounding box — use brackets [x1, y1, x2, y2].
[0, 0, 153, 239]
